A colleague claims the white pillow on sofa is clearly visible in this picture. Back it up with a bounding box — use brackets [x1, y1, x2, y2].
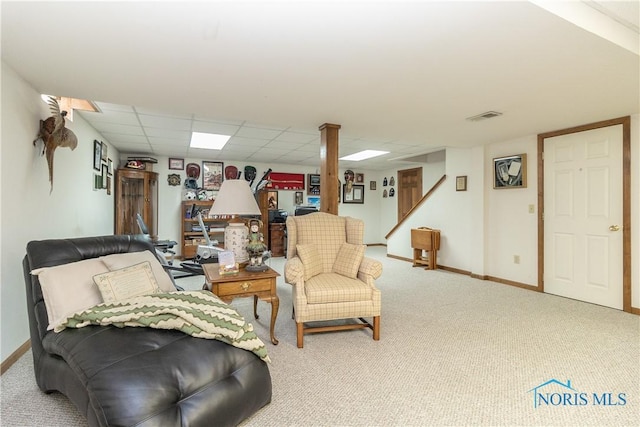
[31, 258, 109, 330]
[101, 250, 176, 292]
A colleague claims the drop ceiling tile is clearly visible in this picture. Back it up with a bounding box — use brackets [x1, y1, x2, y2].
[242, 121, 288, 131]
[144, 127, 191, 139]
[102, 133, 149, 144]
[187, 148, 223, 159]
[228, 136, 270, 147]
[148, 136, 191, 146]
[94, 123, 145, 135]
[193, 116, 245, 126]
[79, 110, 140, 125]
[236, 126, 284, 140]
[192, 121, 240, 136]
[262, 140, 307, 150]
[135, 107, 192, 119]
[274, 131, 318, 143]
[139, 114, 192, 130]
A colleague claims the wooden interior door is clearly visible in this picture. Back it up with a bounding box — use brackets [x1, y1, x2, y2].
[397, 167, 422, 221]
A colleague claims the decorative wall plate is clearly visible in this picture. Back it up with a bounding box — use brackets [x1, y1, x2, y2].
[167, 174, 181, 186]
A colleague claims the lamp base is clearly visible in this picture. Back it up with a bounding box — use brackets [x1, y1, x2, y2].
[224, 222, 249, 263]
[245, 263, 269, 272]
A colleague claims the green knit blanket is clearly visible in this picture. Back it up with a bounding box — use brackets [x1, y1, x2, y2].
[55, 290, 270, 362]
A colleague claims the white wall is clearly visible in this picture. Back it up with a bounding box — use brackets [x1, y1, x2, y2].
[1, 62, 117, 362]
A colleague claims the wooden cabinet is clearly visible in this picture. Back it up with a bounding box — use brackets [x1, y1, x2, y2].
[115, 169, 158, 237]
[269, 223, 286, 257]
[180, 201, 229, 259]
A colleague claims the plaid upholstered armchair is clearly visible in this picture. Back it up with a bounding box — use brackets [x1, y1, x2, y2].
[284, 212, 382, 348]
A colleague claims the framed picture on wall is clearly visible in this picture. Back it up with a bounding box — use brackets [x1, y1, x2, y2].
[268, 191, 278, 209]
[294, 191, 303, 205]
[456, 176, 467, 191]
[93, 140, 102, 171]
[343, 184, 364, 204]
[202, 161, 224, 191]
[493, 154, 527, 189]
[169, 158, 184, 170]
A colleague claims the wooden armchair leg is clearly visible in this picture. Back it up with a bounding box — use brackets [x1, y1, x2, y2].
[373, 316, 380, 341]
[296, 322, 304, 348]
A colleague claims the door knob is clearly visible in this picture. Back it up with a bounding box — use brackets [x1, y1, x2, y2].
[609, 225, 620, 231]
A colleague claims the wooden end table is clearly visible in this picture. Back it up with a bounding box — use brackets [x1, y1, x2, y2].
[203, 264, 280, 345]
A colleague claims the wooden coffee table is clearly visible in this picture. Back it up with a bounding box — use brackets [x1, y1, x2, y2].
[203, 264, 280, 345]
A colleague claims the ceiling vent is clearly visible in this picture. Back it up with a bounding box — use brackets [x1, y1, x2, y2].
[466, 111, 503, 122]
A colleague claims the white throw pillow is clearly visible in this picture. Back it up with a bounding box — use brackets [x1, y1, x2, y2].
[101, 250, 176, 292]
[93, 261, 161, 303]
[31, 258, 108, 330]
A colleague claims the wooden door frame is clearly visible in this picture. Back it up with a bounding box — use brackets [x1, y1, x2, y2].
[537, 116, 631, 312]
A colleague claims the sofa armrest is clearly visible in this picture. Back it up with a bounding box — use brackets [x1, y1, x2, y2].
[358, 256, 382, 280]
[284, 256, 305, 285]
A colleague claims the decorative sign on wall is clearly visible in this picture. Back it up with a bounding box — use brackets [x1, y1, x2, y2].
[266, 172, 305, 190]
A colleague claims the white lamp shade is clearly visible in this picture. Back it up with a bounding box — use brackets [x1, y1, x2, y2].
[209, 179, 260, 264]
[209, 179, 261, 216]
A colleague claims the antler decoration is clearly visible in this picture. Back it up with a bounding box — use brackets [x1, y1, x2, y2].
[33, 96, 78, 193]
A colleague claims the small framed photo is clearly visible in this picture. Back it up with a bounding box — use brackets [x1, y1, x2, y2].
[294, 191, 303, 205]
[355, 173, 364, 183]
[93, 140, 102, 171]
[107, 158, 113, 175]
[307, 196, 321, 208]
[456, 176, 467, 191]
[106, 176, 112, 195]
[493, 154, 527, 189]
[169, 158, 184, 170]
[101, 164, 108, 189]
[268, 191, 278, 209]
[370, 181, 376, 190]
[202, 161, 224, 191]
[100, 141, 108, 162]
[343, 184, 364, 204]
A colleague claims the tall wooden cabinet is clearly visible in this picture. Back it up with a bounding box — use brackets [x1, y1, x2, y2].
[115, 169, 158, 238]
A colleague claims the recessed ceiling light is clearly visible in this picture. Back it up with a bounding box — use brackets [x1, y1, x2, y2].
[340, 150, 389, 161]
[190, 132, 231, 150]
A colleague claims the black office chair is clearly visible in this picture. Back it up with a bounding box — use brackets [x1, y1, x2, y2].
[136, 213, 178, 265]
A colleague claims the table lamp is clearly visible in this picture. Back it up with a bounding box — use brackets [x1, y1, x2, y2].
[208, 179, 261, 264]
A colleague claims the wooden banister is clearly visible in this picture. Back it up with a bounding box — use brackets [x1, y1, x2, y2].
[384, 174, 447, 239]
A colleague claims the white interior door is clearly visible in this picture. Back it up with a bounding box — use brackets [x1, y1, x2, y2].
[543, 125, 623, 309]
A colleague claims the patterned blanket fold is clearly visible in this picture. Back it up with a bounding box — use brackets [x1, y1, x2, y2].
[55, 290, 270, 362]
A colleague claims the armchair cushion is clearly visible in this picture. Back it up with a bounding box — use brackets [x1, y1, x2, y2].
[332, 243, 365, 279]
[305, 273, 373, 304]
[296, 244, 323, 280]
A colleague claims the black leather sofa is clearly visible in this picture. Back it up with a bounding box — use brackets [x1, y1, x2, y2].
[23, 235, 272, 427]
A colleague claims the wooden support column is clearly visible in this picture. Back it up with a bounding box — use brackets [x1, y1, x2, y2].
[319, 123, 341, 215]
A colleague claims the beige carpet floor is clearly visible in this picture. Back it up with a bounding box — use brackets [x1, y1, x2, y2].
[2, 247, 639, 426]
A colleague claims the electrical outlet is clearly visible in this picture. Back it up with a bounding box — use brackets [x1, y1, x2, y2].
[528, 204, 535, 214]
[514, 255, 520, 264]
